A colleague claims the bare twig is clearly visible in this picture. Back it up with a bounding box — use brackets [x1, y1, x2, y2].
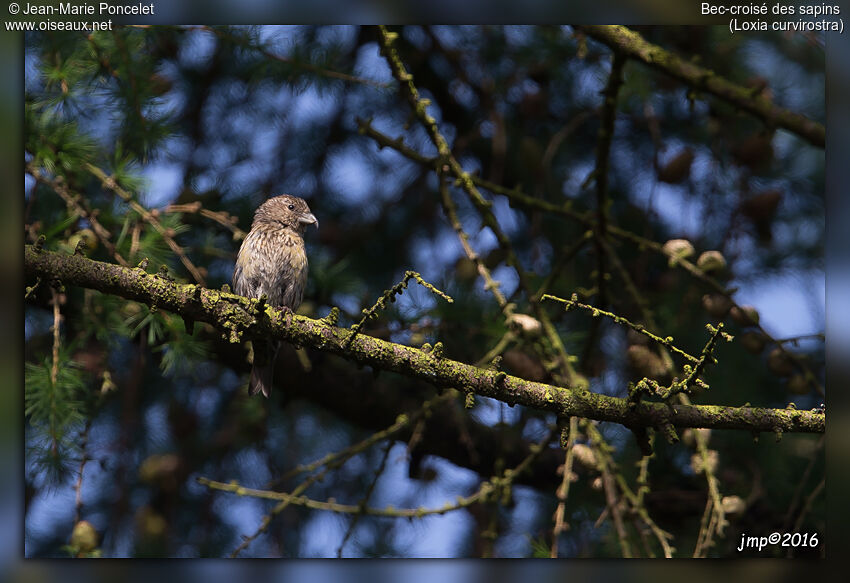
[438, 171, 508, 310]
[50, 288, 61, 386]
[28, 165, 129, 267]
[791, 477, 824, 534]
[73, 420, 92, 524]
[345, 270, 453, 349]
[165, 202, 246, 241]
[592, 51, 626, 310]
[782, 435, 824, 531]
[86, 163, 206, 285]
[336, 440, 393, 557]
[199, 428, 556, 555]
[550, 416, 578, 558]
[266, 392, 455, 489]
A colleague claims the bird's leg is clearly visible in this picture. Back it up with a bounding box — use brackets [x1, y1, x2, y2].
[280, 305, 295, 326]
[255, 293, 268, 314]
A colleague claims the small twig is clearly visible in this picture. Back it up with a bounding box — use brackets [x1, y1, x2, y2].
[540, 109, 597, 176]
[50, 288, 62, 386]
[25, 277, 42, 300]
[550, 416, 578, 558]
[601, 461, 633, 557]
[267, 392, 455, 490]
[336, 440, 393, 557]
[345, 270, 453, 349]
[227, 394, 459, 557]
[585, 421, 674, 558]
[774, 333, 825, 345]
[165, 202, 246, 241]
[782, 435, 824, 531]
[27, 165, 129, 267]
[198, 25, 392, 89]
[438, 170, 508, 310]
[73, 420, 92, 524]
[659, 323, 730, 400]
[586, 422, 636, 557]
[584, 51, 625, 373]
[198, 428, 555, 543]
[791, 477, 825, 534]
[86, 163, 206, 285]
[591, 51, 626, 311]
[691, 425, 726, 557]
[693, 497, 715, 558]
[475, 332, 515, 368]
[359, 117, 556, 210]
[542, 293, 700, 364]
[533, 233, 593, 302]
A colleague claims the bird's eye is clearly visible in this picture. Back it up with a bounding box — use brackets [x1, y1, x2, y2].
[288, 204, 295, 210]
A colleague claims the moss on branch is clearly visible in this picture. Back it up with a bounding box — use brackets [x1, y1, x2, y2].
[25, 245, 824, 435]
[575, 25, 825, 148]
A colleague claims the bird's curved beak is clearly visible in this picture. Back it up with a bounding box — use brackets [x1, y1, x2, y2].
[299, 212, 319, 229]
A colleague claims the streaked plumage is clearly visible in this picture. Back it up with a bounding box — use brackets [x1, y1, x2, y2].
[232, 194, 318, 397]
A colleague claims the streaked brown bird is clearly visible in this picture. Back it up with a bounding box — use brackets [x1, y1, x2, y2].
[232, 194, 318, 397]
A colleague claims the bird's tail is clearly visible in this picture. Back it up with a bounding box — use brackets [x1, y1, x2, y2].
[248, 363, 273, 398]
[248, 341, 280, 398]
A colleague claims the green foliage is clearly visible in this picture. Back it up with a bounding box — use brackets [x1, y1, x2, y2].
[82, 293, 134, 346]
[529, 535, 552, 558]
[25, 106, 96, 176]
[25, 353, 87, 484]
[115, 211, 189, 268]
[154, 318, 212, 378]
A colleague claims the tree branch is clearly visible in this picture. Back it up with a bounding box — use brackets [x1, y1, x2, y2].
[575, 25, 825, 148]
[25, 245, 825, 435]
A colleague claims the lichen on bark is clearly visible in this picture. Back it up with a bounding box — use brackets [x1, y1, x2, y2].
[25, 245, 825, 435]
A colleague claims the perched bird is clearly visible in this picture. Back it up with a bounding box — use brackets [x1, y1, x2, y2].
[232, 195, 318, 397]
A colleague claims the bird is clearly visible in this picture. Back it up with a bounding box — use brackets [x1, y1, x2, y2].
[232, 194, 318, 397]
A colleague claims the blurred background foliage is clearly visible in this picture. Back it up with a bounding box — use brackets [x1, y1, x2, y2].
[24, 25, 824, 557]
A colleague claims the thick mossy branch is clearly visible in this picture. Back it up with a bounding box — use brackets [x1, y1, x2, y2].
[575, 25, 824, 148]
[25, 245, 824, 434]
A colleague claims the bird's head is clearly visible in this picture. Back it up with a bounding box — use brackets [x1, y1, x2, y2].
[253, 194, 318, 234]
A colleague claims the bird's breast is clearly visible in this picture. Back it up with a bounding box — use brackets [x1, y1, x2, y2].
[270, 232, 308, 309]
